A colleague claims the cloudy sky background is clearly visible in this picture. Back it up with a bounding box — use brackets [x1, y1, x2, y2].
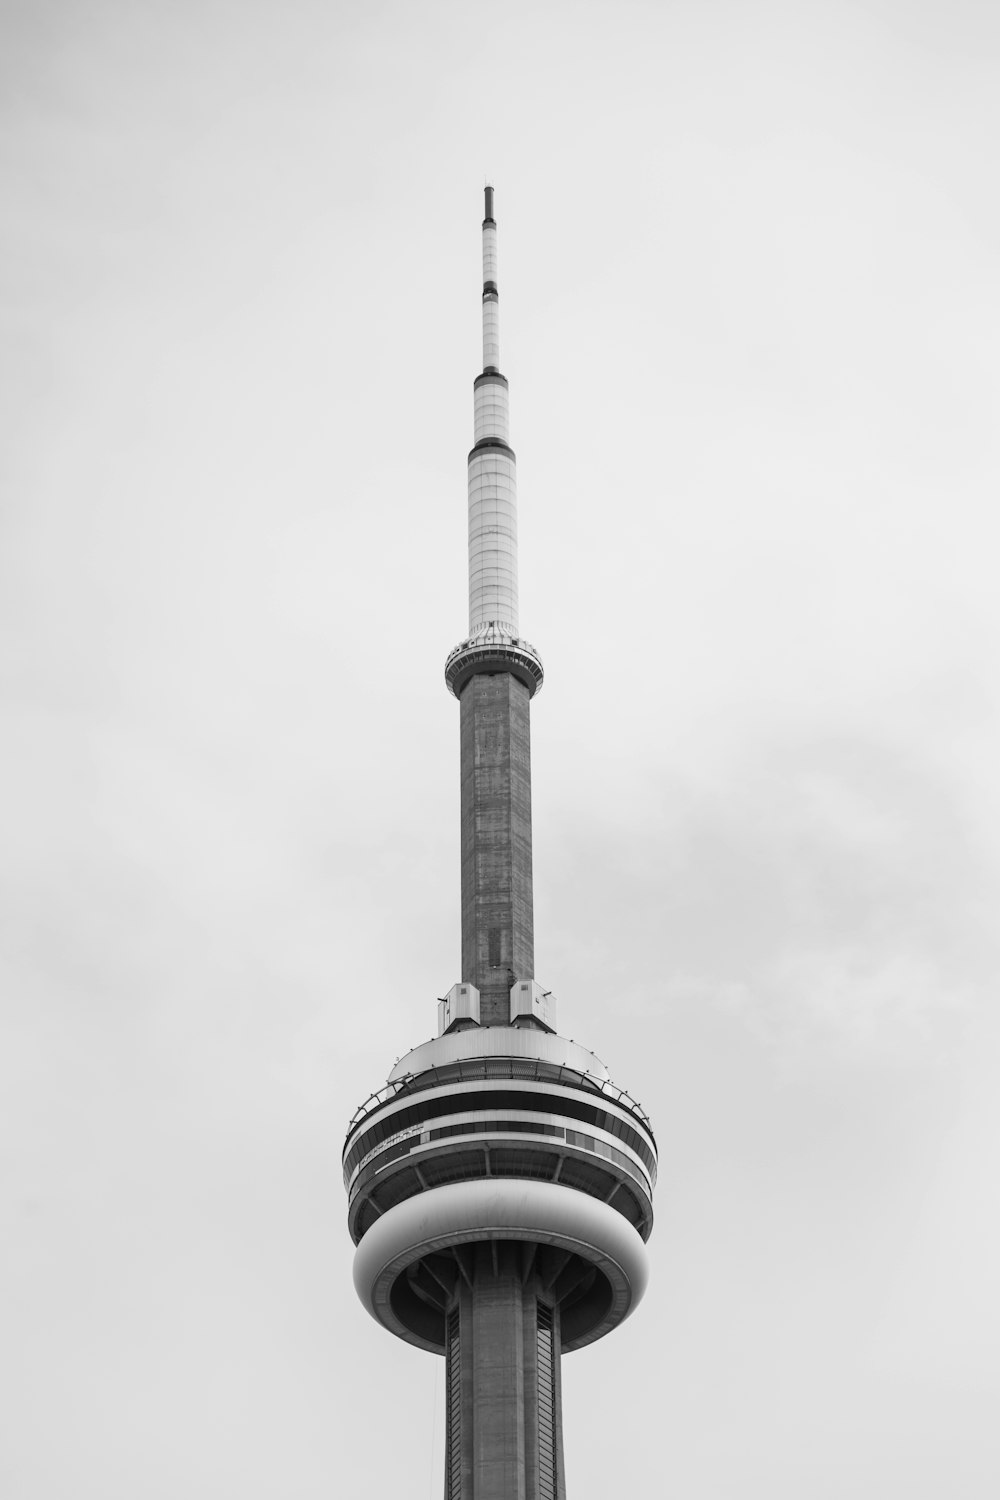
[2, 1, 998, 1495]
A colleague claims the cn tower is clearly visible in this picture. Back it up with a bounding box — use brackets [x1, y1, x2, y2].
[345, 187, 656, 1500]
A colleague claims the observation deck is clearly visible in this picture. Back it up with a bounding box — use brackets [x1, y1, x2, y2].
[345, 1027, 656, 1354]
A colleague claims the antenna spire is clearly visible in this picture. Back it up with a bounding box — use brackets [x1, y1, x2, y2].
[481, 187, 500, 373]
[443, 186, 544, 1022]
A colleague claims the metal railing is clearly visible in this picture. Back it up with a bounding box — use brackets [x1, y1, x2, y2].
[346, 1057, 655, 1144]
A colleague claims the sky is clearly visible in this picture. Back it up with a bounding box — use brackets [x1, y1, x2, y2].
[1, 0, 998, 1495]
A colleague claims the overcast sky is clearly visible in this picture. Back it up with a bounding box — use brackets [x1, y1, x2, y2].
[2, 2, 998, 1496]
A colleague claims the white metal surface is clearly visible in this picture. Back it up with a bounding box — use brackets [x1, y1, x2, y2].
[352, 1177, 650, 1353]
[482, 297, 500, 370]
[437, 982, 481, 1035]
[473, 378, 509, 443]
[482, 222, 498, 286]
[468, 449, 518, 634]
[509, 979, 557, 1032]
[387, 1026, 610, 1082]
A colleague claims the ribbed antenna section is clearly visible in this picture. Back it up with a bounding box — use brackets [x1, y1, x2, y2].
[482, 199, 500, 371]
[469, 184, 517, 638]
[445, 187, 543, 703]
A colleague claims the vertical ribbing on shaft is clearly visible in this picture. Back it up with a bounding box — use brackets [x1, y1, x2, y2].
[468, 443, 518, 636]
[482, 216, 499, 369]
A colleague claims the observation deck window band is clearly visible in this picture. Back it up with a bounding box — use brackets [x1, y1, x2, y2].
[348, 1112, 657, 1190]
[474, 371, 509, 390]
[342, 1087, 658, 1180]
[347, 1058, 655, 1138]
[348, 1118, 656, 1204]
[345, 1113, 655, 1201]
[344, 1092, 657, 1184]
[347, 1152, 653, 1240]
[482, 282, 498, 296]
[355, 1119, 654, 1190]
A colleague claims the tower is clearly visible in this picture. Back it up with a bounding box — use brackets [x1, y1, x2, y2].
[345, 188, 656, 1500]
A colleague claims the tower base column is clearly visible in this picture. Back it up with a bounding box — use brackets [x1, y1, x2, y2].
[444, 1242, 566, 1500]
